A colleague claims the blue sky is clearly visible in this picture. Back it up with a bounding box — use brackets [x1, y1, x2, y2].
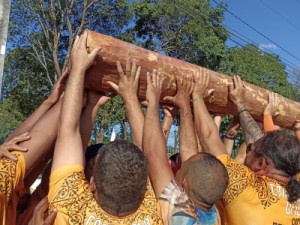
[211, 0, 300, 82]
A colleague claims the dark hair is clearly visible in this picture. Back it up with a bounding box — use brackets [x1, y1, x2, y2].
[93, 140, 148, 216]
[85, 143, 103, 162]
[169, 153, 179, 162]
[255, 131, 300, 203]
[169, 153, 181, 167]
[184, 152, 229, 206]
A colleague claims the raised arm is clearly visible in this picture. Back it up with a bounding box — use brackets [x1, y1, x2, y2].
[263, 92, 280, 135]
[161, 105, 178, 141]
[212, 113, 225, 132]
[51, 32, 101, 172]
[5, 69, 68, 143]
[164, 75, 198, 162]
[228, 75, 263, 144]
[80, 90, 112, 151]
[192, 68, 227, 157]
[108, 58, 144, 149]
[143, 70, 174, 198]
[223, 116, 240, 155]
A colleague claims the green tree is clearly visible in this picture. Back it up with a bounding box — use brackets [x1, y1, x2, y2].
[2, 0, 133, 141]
[220, 44, 295, 99]
[129, 0, 229, 70]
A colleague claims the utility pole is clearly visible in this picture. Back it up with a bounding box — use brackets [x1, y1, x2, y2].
[0, 0, 11, 100]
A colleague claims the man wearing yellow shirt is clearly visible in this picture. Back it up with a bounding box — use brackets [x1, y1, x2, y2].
[49, 31, 162, 224]
[0, 68, 68, 225]
[192, 69, 300, 225]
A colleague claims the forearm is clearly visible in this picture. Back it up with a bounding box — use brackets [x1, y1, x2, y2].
[60, 69, 84, 132]
[179, 104, 198, 162]
[193, 100, 215, 144]
[5, 100, 54, 142]
[236, 102, 263, 144]
[124, 96, 144, 150]
[162, 116, 173, 141]
[19, 100, 62, 176]
[193, 99, 227, 156]
[214, 115, 222, 132]
[144, 103, 166, 155]
[80, 103, 99, 152]
[143, 101, 172, 197]
[263, 114, 275, 135]
[234, 141, 247, 164]
[223, 138, 234, 155]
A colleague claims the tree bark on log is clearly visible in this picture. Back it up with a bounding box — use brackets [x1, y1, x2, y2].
[85, 30, 300, 130]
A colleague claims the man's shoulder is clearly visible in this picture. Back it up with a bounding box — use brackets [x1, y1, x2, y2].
[159, 179, 198, 223]
[0, 152, 26, 199]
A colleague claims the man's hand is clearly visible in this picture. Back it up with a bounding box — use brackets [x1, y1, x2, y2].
[228, 75, 246, 105]
[46, 68, 70, 105]
[71, 31, 101, 73]
[107, 58, 141, 101]
[226, 116, 240, 138]
[0, 132, 31, 161]
[192, 68, 214, 99]
[146, 69, 164, 104]
[164, 75, 194, 108]
[87, 90, 113, 107]
[264, 92, 281, 116]
[162, 104, 179, 118]
[28, 196, 57, 225]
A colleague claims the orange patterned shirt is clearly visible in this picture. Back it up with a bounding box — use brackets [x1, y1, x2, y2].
[0, 152, 26, 225]
[218, 154, 300, 225]
[49, 164, 162, 224]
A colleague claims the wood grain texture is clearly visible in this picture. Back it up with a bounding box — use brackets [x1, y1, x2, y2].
[85, 30, 300, 129]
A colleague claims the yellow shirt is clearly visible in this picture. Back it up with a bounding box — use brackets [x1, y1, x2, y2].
[0, 152, 26, 225]
[49, 164, 162, 224]
[218, 154, 300, 225]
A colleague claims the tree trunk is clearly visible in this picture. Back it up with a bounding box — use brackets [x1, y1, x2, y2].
[96, 118, 107, 144]
[85, 30, 300, 130]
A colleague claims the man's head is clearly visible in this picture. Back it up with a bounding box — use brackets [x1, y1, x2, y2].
[92, 140, 148, 216]
[245, 131, 300, 203]
[175, 152, 229, 209]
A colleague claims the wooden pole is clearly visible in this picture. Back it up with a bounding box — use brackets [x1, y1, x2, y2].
[85, 30, 300, 130]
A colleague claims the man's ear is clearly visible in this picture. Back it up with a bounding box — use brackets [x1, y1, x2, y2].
[252, 156, 268, 175]
[90, 176, 96, 193]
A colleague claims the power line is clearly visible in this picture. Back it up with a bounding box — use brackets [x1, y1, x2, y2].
[227, 27, 300, 74]
[211, 0, 300, 62]
[175, 1, 300, 81]
[258, 0, 300, 32]
[179, 0, 300, 79]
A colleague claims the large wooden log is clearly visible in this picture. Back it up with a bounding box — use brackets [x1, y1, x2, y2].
[85, 30, 300, 129]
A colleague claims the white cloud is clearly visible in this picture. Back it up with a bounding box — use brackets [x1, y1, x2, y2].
[259, 44, 278, 50]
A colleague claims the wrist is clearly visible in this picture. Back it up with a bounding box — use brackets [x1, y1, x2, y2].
[123, 95, 139, 103]
[224, 134, 235, 140]
[192, 93, 204, 100]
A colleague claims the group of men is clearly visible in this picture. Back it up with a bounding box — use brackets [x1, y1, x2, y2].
[0, 31, 299, 225]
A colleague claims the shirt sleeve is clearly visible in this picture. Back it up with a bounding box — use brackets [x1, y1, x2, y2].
[263, 114, 275, 135]
[0, 152, 26, 201]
